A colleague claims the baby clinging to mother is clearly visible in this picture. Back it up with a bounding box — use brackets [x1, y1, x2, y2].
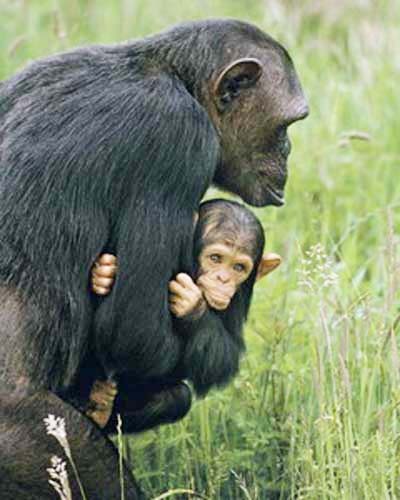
[87, 199, 282, 431]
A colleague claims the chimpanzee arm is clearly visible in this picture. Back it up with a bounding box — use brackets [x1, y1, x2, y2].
[93, 74, 220, 378]
[103, 305, 245, 434]
[104, 379, 192, 435]
[177, 301, 246, 397]
[96, 303, 245, 433]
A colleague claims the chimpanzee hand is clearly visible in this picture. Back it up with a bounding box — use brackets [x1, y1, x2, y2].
[86, 379, 118, 428]
[91, 253, 118, 295]
[196, 274, 233, 311]
[168, 273, 207, 320]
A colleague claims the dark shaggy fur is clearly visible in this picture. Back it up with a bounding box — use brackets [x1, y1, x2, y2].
[76, 200, 265, 435]
[0, 18, 307, 498]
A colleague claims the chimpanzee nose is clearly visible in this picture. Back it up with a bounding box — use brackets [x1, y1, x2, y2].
[217, 269, 231, 283]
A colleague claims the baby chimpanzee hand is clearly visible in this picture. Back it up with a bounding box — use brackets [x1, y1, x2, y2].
[168, 273, 206, 320]
[91, 253, 118, 295]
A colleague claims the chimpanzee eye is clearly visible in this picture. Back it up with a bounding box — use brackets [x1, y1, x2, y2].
[233, 263, 246, 273]
[209, 254, 221, 263]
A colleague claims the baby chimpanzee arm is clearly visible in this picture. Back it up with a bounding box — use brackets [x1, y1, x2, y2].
[177, 304, 245, 397]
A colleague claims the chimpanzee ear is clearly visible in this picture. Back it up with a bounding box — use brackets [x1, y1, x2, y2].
[214, 58, 263, 112]
[256, 253, 282, 281]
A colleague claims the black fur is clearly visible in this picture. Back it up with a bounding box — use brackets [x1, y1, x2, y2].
[101, 199, 265, 434]
[0, 19, 304, 498]
[0, 42, 218, 390]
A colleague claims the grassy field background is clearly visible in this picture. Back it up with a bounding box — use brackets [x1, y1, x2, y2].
[1, 1, 399, 498]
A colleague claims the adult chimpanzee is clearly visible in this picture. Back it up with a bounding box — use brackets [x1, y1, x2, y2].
[0, 19, 308, 499]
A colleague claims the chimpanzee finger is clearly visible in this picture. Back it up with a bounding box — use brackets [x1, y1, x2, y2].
[96, 253, 117, 267]
[172, 306, 186, 318]
[169, 295, 189, 312]
[175, 273, 196, 289]
[100, 383, 118, 398]
[169, 303, 181, 316]
[168, 296, 183, 313]
[168, 295, 178, 306]
[91, 382, 117, 405]
[90, 392, 110, 409]
[93, 265, 117, 279]
[91, 282, 111, 295]
[170, 280, 201, 305]
[93, 276, 114, 288]
[93, 287, 108, 296]
[168, 280, 186, 296]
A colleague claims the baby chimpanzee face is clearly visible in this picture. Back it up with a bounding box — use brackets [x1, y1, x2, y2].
[196, 241, 254, 311]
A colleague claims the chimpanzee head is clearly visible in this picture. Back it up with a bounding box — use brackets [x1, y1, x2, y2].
[198, 21, 309, 207]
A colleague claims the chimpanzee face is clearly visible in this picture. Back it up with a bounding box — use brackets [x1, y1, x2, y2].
[206, 42, 309, 207]
[196, 241, 254, 311]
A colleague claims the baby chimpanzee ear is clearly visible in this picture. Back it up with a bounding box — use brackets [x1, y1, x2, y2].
[256, 253, 282, 281]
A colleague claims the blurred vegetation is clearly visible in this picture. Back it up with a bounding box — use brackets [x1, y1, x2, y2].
[1, 0, 399, 498]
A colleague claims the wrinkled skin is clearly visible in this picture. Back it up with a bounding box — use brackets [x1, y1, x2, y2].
[197, 242, 254, 310]
[204, 50, 308, 207]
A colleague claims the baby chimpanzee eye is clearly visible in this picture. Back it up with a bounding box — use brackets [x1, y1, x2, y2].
[233, 263, 246, 273]
[209, 254, 222, 263]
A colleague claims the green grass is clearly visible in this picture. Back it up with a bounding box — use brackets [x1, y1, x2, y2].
[1, 0, 400, 498]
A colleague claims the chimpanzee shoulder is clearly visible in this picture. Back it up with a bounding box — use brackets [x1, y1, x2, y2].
[0, 37, 221, 390]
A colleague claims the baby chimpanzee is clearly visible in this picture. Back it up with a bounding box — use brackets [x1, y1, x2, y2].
[88, 200, 281, 429]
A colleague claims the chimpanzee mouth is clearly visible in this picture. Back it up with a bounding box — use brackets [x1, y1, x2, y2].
[258, 169, 286, 206]
[265, 184, 285, 206]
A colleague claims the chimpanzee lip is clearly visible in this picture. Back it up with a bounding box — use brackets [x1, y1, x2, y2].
[257, 165, 286, 206]
[265, 185, 285, 206]
[242, 179, 285, 207]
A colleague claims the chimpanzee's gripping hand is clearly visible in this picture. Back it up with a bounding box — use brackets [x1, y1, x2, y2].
[91, 254, 118, 295]
[168, 273, 207, 320]
[86, 380, 118, 428]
